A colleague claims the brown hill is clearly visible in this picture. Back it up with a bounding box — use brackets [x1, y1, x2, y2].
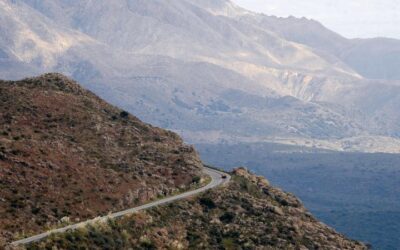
[0, 73, 203, 243]
[0, 74, 366, 249]
[29, 168, 367, 250]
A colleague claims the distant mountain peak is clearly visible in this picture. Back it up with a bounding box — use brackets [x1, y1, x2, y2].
[185, 0, 250, 16]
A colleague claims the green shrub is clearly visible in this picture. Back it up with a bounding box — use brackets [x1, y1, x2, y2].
[192, 176, 201, 183]
[31, 207, 41, 215]
[220, 212, 235, 223]
[199, 197, 216, 209]
[120, 111, 129, 118]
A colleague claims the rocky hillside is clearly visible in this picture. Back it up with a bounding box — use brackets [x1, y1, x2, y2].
[27, 168, 367, 249]
[0, 73, 204, 244]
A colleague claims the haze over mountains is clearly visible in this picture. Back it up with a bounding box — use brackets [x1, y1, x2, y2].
[1, 0, 400, 248]
[2, 0, 400, 154]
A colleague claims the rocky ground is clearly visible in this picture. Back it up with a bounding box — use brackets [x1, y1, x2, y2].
[28, 168, 367, 250]
[0, 73, 204, 244]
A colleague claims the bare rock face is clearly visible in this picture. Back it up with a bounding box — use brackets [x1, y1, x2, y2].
[30, 168, 367, 249]
[0, 73, 203, 244]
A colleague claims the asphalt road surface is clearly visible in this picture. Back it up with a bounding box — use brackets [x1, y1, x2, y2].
[11, 167, 230, 246]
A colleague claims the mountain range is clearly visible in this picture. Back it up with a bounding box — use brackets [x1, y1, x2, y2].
[1, 0, 400, 248]
[2, 0, 400, 153]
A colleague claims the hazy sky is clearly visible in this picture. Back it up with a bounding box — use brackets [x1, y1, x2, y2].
[233, 0, 400, 39]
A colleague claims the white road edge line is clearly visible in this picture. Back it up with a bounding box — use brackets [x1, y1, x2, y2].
[10, 167, 230, 246]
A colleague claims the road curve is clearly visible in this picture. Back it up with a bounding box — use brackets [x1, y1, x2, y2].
[11, 167, 230, 246]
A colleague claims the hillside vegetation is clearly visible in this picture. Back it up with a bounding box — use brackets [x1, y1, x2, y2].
[197, 142, 400, 249]
[0, 73, 203, 244]
[28, 168, 366, 250]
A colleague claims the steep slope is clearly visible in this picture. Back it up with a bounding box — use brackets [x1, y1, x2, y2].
[21, 0, 340, 73]
[17, 0, 367, 105]
[0, 73, 204, 244]
[0, 0, 99, 71]
[27, 168, 366, 249]
[196, 143, 400, 249]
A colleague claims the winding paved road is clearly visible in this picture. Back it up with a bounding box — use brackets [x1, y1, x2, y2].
[11, 167, 230, 246]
